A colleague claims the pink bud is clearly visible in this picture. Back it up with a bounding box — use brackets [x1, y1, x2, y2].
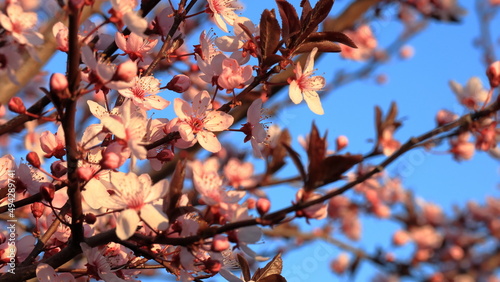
[100, 151, 121, 170]
[51, 161, 67, 178]
[436, 109, 458, 126]
[40, 183, 55, 202]
[486, 61, 500, 88]
[8, 97, 26, 114]
[336, 135, 348, 151]
[256, 198, 271, 216]
[114, 60, 137, 82]
[204, 259, 222, 274]
[447, 245, 464, 260]
[246, 198, 256, 209]
[399, 45, 414, 60]
[50, 73, 69, 93]
[0, 104, 6, 118]
[26, 152, 41, 168]
[31, 202, 45, 218]
[392, 230, 411, 246]
[331, 253, 349, 274]
[212, 235, 230, 252]
[166, 74, 191, 93]
[77, 167, 94, 181]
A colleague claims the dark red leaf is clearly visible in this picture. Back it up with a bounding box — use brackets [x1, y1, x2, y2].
[258, 274, 287, 282]
[263, 54, 285, 68]
[305, 31, 357, 48]
[163, 160, 186, 219]
[276, 0, 300, 45]
[282, 142, 307, 184]
[295, 41, 341, 54]
[237, 254, 251, 281]
[260, 9, 281, 60]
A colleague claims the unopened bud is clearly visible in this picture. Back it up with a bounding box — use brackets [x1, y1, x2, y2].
[256, 198, 270, 216]
[51, 161, 67, 178]
[84, 213, 97, 224]
[114, 60, 137, 82]
[77, 167, 94, 181]
[392, 230, 411, 246]
[204, 259, 222, 274]
[40, 183, 55, 202]
[166, 74, 191, 93]
[157, 149, 174, 162]
[436, 109, 458, 126]
[26, 152, 41, 168]
[8, 97, 26, 114]
[246, 198, 256, 209]
[31, 202, 45, 218]
[212, 235, 230, 252]
[100, 151, 121, 170]
[336, 135, 348, 151]
[50, 73, 69, 93]
[486, 61, 500, 88]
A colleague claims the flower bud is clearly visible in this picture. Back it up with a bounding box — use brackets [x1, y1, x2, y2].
[50, 73, 69, 92]
[100, 151, 121, 170]
[84, 213, 97, 224]
[31, 202, 45, 218]
[204, 259, 222, 274]
[392, 230, 411, 246]
[51, 161, 67, 178]
[166, 74, 191, 93]
[114, 60, 137, 82]
[26, 152, 41, 168]
[486, 61, 500, 88]
[436, 109, 458, 126]
[40, 183, 55, 202]
[256, 198, 270, 216]
[212, 235, 230, 252]
[336, 135, 348, 152]
[8, 97, 26, 114]
[77, 167, 94, 181]
[246, 198, 256, 209]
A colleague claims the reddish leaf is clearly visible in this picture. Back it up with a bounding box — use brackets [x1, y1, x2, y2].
[260, 9, 281, 61]
[305, 123, 327, 191]
[258, 274, 287, 282]
[237, 254, 251, 281]
[282, 142, 307, 184]
[300, 0, 313, 23]
[295, 41, 341, 54]
[296, 0, 334, 48]
[276, 0, 300, 44]
[163, 160, 185, 219]
[305, 31, 357, 48]
[263, 54, 285, 68]
[321, 154, 363, 185]
[268, 129, 291, 174]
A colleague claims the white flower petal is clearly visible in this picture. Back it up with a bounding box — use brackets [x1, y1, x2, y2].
[197, 130, 221, 153]
[140, 204, 169, 232]
[116, 209, 140, 240]
[289, 80, 303, 104]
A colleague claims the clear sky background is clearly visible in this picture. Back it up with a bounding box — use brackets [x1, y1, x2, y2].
[36, 0, 499, 281]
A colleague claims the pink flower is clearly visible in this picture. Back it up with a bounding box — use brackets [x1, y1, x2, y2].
[340, 25, 377, 61]
[379, 126, 401, 156]
[174, 91, 234, 153]
[449, 77, 489, 109]
[223, 158, 256, 188]
[36, 263, 76, 282]
[450, 132, 475, 161]
[295, 188, 328, 220]
[240, 98, 267, 158]
[115, 32, 158, 61]
[40, 126, 66, 159]
[80, 243, 128, 282]
[0, 154, 15, 189]
[215, 17, 260, 62]
[486, 61, 500, 87]
[206, 0, 242, 33]
[331, 253, 350, 274]
[93, 171, 170, 240]
[110, 0, 148, 36]
[288, 47, 325, 115]
[52, 20, 99, 52]
[118, 76, 169, 110]
[217, 58, 253, 92]
[0, 3, 43, 46]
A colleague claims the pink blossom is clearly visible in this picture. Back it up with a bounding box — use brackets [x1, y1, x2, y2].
[331, 253, 350, 274]
[340, 25, 377, 61]
[436, 109, 458, 126]
[115, 32, 158, 61]
[36, 263, 76, 282]
[80, 243, 128, 282]
[92, 171, 169, 240]
[166, 74, 191, 93]
[0, 154, 15, 189]
[288, 47, 325, 115]
[240, 98, 267, 158]
[449, 77, 489, 109]
[217, 58, 253, 91]
[0, 3, 43, 46]
[450, 132, 475, 161]
[295, 188, 328, 220]
[223, 158, 256, 188]
[379, 126, 401, 156]
[40, 125, 66, 159]
[410, 225, 443, 249]
[392, 230, 411, 246]
[206, 0, 242, 33]
[0, 45, 22, 84]
[52, 20, 99, 52]
[118, 76, 169, 110]
[215, 17, 260, 62]
[110, 0, 148, 36]
[174, 91, 234, 153]
[486, 61, 500, 87]
[336, 135, 349, 151]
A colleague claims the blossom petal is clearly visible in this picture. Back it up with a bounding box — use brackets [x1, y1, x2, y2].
[116, 209, 140, 240]
[289, 80, 303, 104]
[174, 98, 193, 120]
[204, 111, 234, 131]
[145, 179, 169, 203]
[101, 116, 126, 139]
[140, 204, 170, 232]
[303, 90, 324, 115]
[197, 130, 221, 152]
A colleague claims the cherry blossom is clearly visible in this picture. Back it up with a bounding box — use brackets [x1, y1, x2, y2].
[109, 0, 148, 36]
[206, 0, 242, 33]
[115, 32, 158, 61]
[0, 3, 43, 46]
[215, 17, 260, 62]
[217, 58, 253, 92]
[223, 158, 256, 188]
[288, 47, 326, 115]
[81, 243, 128, 282]
[92, 171, 169, 240]
[39, 125, 66, 159]
[36, 263, 76, 282]
[174, 91, 234, 152]
[240, 98, 267, 158]
[52, 20, 100, 52]
[449, 77, 489, 109]
[340, 25, 377, 61]
[296, 188, 328, 220]
[118, 76, 169, 110]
